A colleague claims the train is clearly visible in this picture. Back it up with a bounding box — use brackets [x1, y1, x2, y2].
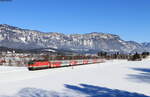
[27, 56, 105, 70]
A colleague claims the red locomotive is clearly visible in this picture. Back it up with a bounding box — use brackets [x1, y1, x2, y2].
[27, 56, 105, 70]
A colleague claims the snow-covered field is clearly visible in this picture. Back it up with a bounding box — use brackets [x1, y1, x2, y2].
[0, 58, 150, 97]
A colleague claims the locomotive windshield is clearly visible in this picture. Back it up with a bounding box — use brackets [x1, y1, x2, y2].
[28, 61, 34, 65]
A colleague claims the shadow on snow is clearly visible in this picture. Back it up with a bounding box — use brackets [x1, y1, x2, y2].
[128, 68, 150, 83]
[64, 84, 149, 97]
[1, 84, 149, 97]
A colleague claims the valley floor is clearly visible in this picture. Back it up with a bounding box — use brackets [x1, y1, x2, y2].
[0, 58, 150, 97]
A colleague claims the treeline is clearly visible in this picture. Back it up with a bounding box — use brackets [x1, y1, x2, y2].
[97, 52, 150, 61]
[42, 55, 100, 61]
[41, 52, 150, 61]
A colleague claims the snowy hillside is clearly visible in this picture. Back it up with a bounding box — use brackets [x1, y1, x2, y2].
[0, 58, 150, 97]
[0, 24, 149, 53]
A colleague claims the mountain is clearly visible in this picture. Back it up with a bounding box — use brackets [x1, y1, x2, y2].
[0, 24, 149, 54]
[142, 42, 150, 48]
[141, 42, 150, 51]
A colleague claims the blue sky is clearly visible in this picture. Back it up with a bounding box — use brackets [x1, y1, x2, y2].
[0, 0, 150, 42]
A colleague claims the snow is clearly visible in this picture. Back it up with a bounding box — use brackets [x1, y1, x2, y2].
[0, 58, 150, 97]
[20, 37, 26, 43]
[43, 49, 56, 52]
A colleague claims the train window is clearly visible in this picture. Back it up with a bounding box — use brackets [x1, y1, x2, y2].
[28, 61, 34, 65]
